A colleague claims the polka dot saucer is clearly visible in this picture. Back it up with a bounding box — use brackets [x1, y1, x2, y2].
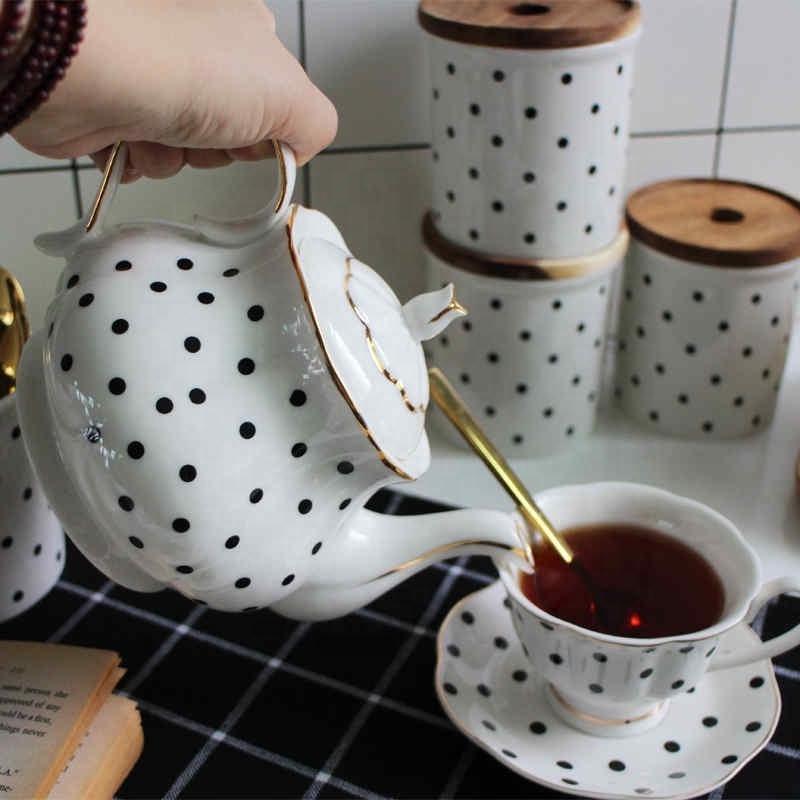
[435, 581, 780, 800]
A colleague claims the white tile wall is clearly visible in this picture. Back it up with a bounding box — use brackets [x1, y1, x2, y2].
[305, 0, 430, 148]
[724, 0, 800, 128]
[0, 172, 77, 329]
[718, 130, 800, 198]
[0, 0, 798, 334]
[626, 134, 716, 194]
[0, 137, 67, 170]
[630, 0, 731, 134]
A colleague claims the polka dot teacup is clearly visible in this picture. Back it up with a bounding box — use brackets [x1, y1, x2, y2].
[425, 216, 628, 457]
[497, 482, 800, 738]
[0, 394, 64, 622]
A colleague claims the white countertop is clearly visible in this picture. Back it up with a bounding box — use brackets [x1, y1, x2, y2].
[402, 335, 800, 585]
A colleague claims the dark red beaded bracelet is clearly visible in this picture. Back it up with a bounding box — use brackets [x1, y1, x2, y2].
[0, 0, 86, 135]
[0, 0, 25, 63]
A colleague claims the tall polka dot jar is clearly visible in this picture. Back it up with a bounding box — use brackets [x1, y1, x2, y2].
[615, 178, 800, 439]
[0, 394, 64, 622]
[419, 0, 641, 260]
[424, 214, 628, 456]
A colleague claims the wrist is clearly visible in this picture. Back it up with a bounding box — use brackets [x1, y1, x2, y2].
[0, 1, 87, 135]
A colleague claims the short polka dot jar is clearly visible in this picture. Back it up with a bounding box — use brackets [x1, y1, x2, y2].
[424, 214, 628, 456]
[615, 179, 800, 439]
[0, 395, 64, 622]
[419, 0, 641, 260]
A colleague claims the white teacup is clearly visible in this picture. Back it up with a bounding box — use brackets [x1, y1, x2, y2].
[0, 394, 64, 622]
[497, 482, 800, 737]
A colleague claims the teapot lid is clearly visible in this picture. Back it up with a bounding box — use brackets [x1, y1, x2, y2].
[287, 205, 465, 480]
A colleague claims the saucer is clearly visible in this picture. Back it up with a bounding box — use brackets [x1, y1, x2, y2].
[435, 581, 781, 800]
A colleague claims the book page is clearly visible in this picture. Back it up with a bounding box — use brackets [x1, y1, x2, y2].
[0, 641, 122, 800]
[48, 694, 143, 800]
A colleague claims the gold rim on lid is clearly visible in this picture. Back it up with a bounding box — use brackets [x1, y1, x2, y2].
[422, 212, 629, 280]
[625, 178, 800, 268]
[417, 0, 641, 50]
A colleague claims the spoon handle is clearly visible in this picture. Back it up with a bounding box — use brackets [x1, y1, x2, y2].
[428, 367, 574, 566]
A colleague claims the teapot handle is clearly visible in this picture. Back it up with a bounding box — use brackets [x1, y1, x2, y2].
[35, 139, 297, 257]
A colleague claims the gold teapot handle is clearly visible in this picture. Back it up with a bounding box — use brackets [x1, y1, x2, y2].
[85, 139, 293, 233]
[0, 268, 29, 397]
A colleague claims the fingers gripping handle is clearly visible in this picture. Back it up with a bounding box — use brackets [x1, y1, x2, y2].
[710, 576, 800, 671]
[35, 140, 297, 258]
[194, 139, 297, 245]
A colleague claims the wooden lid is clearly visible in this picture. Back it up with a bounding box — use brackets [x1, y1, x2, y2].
[418, 0, 641, 50]
[422, 212, 628, 280]
[626, 179, 800, 268]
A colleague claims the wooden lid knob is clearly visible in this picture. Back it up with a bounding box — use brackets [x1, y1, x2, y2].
[418, 0, 641, 49]
[626, 179, 800, 268]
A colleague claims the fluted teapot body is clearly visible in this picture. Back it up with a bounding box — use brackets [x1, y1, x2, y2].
[17, 142, 529, 619]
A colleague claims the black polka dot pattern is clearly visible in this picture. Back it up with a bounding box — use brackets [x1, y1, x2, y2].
[0, 406, 65, 622]
[434, 576, 783, 800]
[427, 260, 612, 454]
[615, 259, 793, 438]
[429, 46, 633, 258]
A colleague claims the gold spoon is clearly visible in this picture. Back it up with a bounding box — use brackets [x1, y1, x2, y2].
[428, 367, 630, 632]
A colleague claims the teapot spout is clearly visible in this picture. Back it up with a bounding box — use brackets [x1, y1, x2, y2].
[270, 506, 531, 621]
[403, 284, 467, 342]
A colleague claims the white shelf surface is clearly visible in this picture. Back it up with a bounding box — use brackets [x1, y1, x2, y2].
[402, 336, 800, 586]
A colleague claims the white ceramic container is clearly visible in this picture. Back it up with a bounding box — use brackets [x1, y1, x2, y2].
[419, 0, 641, 259]
[0, 394, 64, 623]
[424, 214, 628, 456]
[616, 179, 800, 439]
[16, 142, 537, 621]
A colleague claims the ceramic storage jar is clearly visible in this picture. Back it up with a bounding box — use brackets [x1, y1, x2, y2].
[615, 179, 800, 439]
[419, 0, 641, 260]
[424, 213, 628, 456]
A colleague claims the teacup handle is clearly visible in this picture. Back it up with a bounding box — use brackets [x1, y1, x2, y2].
[709, 576, 800, 671]
[35, 139, 297, 257]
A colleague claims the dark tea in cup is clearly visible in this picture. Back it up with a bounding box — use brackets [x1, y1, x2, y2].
[519, 524, 725, 638]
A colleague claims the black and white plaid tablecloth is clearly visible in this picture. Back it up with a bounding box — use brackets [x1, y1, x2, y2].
[1, 489, 798, 799]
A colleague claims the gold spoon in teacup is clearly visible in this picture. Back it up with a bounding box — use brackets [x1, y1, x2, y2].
[428, 367, 634, 634]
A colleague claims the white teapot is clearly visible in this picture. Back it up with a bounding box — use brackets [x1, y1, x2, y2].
[17, 142, 529, 620]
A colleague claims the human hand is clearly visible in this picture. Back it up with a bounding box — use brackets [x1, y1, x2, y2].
[10, 0, 337, 179]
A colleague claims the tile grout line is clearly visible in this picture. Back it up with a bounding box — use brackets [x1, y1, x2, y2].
[0, 162, 74, 175]
[46, 579, 115, 643]
[163, 621, 312, 799]
[303, 557, 469, 800]
[123, 605, 206, 696]
[712, 0, 739, 177]
[298, 0, 312, 208]
[132, 696, 390, 800]
[69, 158, 83, 218]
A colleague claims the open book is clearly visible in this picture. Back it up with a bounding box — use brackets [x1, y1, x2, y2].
[0, 641, 143, 799]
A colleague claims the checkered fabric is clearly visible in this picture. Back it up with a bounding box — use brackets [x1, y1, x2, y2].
[1, 489, 798, 799]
